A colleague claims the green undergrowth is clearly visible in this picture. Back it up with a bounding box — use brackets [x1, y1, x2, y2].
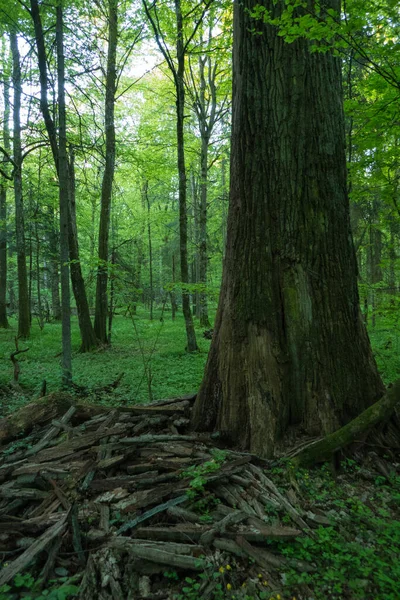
[0, 459, 400, 599]
[0, 310, 211, 413]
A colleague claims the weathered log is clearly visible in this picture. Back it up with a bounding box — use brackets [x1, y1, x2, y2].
[0, 512, 68, 586]
[0, 393, 75, 444]
[291, 380, 400, 467]
[111, 538, 208, 571]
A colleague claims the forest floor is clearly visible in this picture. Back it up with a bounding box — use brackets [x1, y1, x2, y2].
[0, 312, 211, 413]
[0, 309, 399, 415]
[0, 392, 399, 600]
[0, 312, 400, 599]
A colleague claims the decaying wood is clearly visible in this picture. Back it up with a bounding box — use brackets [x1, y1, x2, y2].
[0, 512, 68, 586]
[0, 389, 354, 594]
[290, 380, 400, 466]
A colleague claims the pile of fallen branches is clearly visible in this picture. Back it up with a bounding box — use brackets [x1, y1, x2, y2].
[0, 393, 319, 599]
[0, 383, 400, 599]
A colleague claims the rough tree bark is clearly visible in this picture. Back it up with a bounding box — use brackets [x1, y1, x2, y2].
[10, 32, 30, 339]
[192, 0, 384, 457]
[94, 0, 118, 344]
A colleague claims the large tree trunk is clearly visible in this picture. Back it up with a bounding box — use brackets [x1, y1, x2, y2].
[0, 58, 10, 329]
[56, 2, 72, 387]
[10, 32, 30, 339]
[175, 0, 198, 352]
[192, 0, 384, 457]
[94, 0, 118, 344]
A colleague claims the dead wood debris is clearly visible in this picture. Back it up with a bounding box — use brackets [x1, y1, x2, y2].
[0, 392, 323, 599]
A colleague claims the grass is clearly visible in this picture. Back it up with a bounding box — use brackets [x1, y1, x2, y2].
[0, 308, 212, 410]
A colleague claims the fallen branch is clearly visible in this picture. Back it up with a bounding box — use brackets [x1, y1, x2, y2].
[291, 380, 400, 467]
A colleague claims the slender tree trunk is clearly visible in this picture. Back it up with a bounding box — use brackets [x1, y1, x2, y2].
[190, 170, 200, 318]
[0, 59, 10, 329]
[221, 154, 228, 252]
[369, 221, 382, 328]
[35, 212, 44, 329]
[48, 205, 61, 320]
[199, 135, 210, 327]
[0, 184, 8, 328]
[170, 253, 177, 320]
[192, 0, 384, 457]
[10, 32, 30, 339]
[30, 0, 97, 351]
[388, 216, 397, 303]
[142, 180, 153, 321]
[56, 2, 72, 386]
[68, 149, 98, 351]
[175, 0, 198, 351]
[94, 0, 118, 343]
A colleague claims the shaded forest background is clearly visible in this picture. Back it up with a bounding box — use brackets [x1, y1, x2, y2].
[0, 0, 399, 398]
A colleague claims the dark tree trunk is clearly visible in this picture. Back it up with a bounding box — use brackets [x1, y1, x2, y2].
[30, 0, 98, 352]
[10, 32, 30, 339]
[56, 2, 72, 387]
[0, 62, 10, 329]
[68, 149, 98, 351]
[94, 0, 118, 344]
[175, 0, 198, 351]
[192, 0, 384, 457]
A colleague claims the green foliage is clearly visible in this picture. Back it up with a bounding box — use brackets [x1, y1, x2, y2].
[276, 465, 400, 600]
[182, 449, 227, 500]
[0, 311, 212, 409]
[0, 571, 79, 600]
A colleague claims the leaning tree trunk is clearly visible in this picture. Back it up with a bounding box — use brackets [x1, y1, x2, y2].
[192, 0, 384, 457]
[94, 0, 117, 344]
[10, 32, 30, 339]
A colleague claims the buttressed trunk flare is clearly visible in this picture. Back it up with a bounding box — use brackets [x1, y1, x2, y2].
[191, 0, 384, 457]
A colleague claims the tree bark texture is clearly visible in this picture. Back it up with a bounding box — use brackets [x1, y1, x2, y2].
[192, 0, 384, 457]
[94, 0, 118, 344]
[56, 2, 72, 387]
[10, 32, 30, 339]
